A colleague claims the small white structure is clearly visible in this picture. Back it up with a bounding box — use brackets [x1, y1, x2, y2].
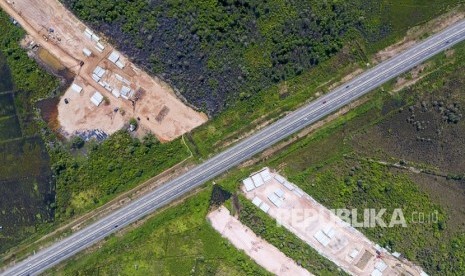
[259, 168, 272, 182]
[82, 48, 92, 57]
[371, 269, 383, 276]
[95, 42, 105, 52]
[293, 188, 305, 197]
[283, 181, 295, 191]
[243, 177, 255, 192]
[375, 261, 387, 272]
[108, 51, 120, 63]
[252, 197, 262, 207]
[259, 203, 270, 213]
[274, 189, 285, 198]
[314, 230, 331, 247]
[91, 34, 100, 42]
[93, 66, 106, 78]
[90, 91, 104, 106]
[70, 83, 82, 93]
[120, 85, 133, 100]
[84, 28, 93, 39]
[115, 60, 125, 69]
[267, 193, 283, 207]
[111, 89, 120, 98]
[392, 252, 401, 258]
[251, 173, 264, 187]
[349, 249, 360, 259]
[323, 226, 335, 238]
[274, 174, 286, 184]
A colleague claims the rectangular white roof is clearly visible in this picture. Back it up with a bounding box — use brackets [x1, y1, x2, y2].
[115, 60, 125, 69]
[111, 89, 120, 98]
[96, 42, 105, 51]
[82, 48, 92, 57]
[323, 226, 335, 238]
[70, 83, 82, 93]
[259, 168, 272, 182]
[93, 66, 106, 78]
[375, 261, 387, 272]
[91, 34, 100, 42]
[283, 181, 295, 191]
[90, 91, 103, 106]
[349, 249, 360, 259]
[252, 197, 262, 207]
[108, 51, 120, 63]
[274, 174, 286, 184]
[91, 74, 101, 82]
[243, 177, 255, 192]
[251, 173, 264, 187]
[314, 230, 331, 247]
[293, 188, 304, 197]
[371, 269, 383, 276]
[274, 189, 285, 198]
[260, 203, 270, 213]
[267, 193, 283, 207]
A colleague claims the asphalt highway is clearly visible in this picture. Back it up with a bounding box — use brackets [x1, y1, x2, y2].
[4, 19, 465, 276]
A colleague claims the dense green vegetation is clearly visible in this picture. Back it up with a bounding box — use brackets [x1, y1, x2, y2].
[62, 0, 462, 115]
[46, 189, 270, 276]
[51, 132, 190, 218]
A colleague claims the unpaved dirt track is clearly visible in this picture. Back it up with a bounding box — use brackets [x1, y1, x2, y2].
[0, 0, 207, 141]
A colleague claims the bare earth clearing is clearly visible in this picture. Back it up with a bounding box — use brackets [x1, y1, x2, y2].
[208, 206, 312, 276]
[0, 0, 207, 141]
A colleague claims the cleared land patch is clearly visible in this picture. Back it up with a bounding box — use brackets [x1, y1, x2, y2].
[0, 0, 207, 141]
[208, 206, 312, 276]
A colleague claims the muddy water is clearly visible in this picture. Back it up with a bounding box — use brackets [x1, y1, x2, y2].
[36, 97, 60, 131]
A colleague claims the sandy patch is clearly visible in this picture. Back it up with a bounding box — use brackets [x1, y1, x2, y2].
[208, 206, 312, 276]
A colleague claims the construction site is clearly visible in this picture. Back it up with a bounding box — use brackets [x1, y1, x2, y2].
[0, 0, 207, 141]
[242, 168, 429, 276]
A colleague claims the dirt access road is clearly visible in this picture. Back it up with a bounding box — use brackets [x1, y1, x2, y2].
[0, 0, 207, 141]
[208, 206, 312, 276]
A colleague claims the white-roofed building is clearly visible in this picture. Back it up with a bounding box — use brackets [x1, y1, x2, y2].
[90, 91, 104, 106]
[323, 226, 336, 238]
[115, 60, 125, 69]
[274, 189, 285, 198]
[349, 249, 360, 259]
[274, 174, 286, 184]
[243, 177, 255, 192]
[260, 203, 270, 213]
[120, 85, 133, 100]
[108, 51, 120, 63]
[112, 89, 120, 98]
[251, 173, 264, 187]
[314, 230, 331, 247]
[93, 66, 106, 78]
[95, 42, 105, 52]
[252, 197, 262, 207]
[375, 261, 387, 272]
[70, 83, 82, 93]
[283, 181, 295, 191]
[259, 168, 272, 182]
[371, 269, 383, 276]
[82, 48, 92, 57]
[267, 193, 283, 207]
